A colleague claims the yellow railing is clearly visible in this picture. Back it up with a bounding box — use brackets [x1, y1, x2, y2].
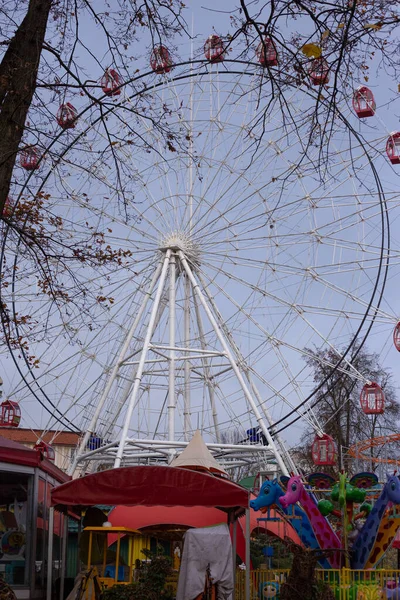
[234, 568, 400, 599]
[165, 572, 179, 597]
[235, 569, 289, 600]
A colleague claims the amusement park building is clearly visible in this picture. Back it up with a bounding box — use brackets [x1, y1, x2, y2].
[0, 428, 80, 473]
[0, 434, 70, 600]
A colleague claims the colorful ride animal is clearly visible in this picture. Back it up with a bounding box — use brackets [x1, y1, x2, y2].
[351, 473, 400, 569]
[279, 474, 342, 568]
[250, 479, 331, 569]
[364, 500, 400, 569]
[314, 472, 373, 555]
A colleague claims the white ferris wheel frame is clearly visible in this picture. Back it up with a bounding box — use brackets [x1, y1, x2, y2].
[2, 59, 393, 477]
[70, 244, 296, 475]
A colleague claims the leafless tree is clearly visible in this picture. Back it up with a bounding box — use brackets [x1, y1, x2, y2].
[295, 344, 400, 473]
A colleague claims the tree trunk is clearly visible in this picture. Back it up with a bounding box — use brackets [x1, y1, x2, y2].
[0, 0, 52, 213]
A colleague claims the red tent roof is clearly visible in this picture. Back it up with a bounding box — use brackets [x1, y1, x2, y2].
[51, 465, 249, 509]
[109, 504, 227, 531]
[108, 502, 302, 546]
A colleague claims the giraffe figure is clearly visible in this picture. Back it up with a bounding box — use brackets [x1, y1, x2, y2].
[364, 511, 399, 569]
[280, 474, 342, 569]
[351, 473, 400, 569]
[250, 479, 332, 569]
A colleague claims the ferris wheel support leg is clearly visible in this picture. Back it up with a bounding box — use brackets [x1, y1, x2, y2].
[248, 380, 297, 474]
[192, 290, 221, 442]
[68, 260, 165, 475]
[168, 253, 176, 441]
[179, 251, 289, 477]
[101, 273, 178, 447]
[114, 250, 171, 468]
[196, 272, 295, 474]
[183, 272, 191, 439]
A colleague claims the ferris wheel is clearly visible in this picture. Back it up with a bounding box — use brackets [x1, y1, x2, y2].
[1, 42, 396, 476]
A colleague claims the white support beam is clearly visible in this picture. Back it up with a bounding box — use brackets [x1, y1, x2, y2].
[197, 271, 295, 474]
[69, 261, 164, 475]
[183, 272, 191, 439]
[193, 290, 220, 442]
[168, 253, 176, 441]
[114, 251, 171, 468]
[179, 251, 289, 476]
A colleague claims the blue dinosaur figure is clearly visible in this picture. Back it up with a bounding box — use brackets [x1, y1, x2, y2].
[351, 473, 400, 569]
[250, 478, 332, 569]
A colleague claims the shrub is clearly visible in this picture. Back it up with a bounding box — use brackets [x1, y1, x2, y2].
[101, 549, 173, 600]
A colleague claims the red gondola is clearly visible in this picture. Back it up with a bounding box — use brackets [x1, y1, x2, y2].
[386, 132, 400, 165]
[352, 86, 376, 118]
[256, 36, 278, 67]
[0, 400, 21, 427]
[204, 35, 225, 63]
[309, 57, 330, 85]
[100, 69, 122, 96]
[150, 46, 173, 74]
[20, 146, 40, 171]
[311, 433, 336, 466]
[360, 382, 384, 415]
[56, 103, 78, 129]
[394, 321, 400, 352]
[35, 441, 55, 461]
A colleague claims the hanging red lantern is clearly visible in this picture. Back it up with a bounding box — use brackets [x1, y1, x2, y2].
[256, 36, 278, 67]
[56, 103, 78, 129]
[360, 382, 385, 415]
[393, 322, 400, 352]
[204, 35, 225, 63]
[100, 69, 122, 96]
[150, 46, 173, 74]
[386, 132, 400, 165]
[308, 57, 330, 85]
[0, 400, 21, 427]
[35, 441, 55, 461]
[352, 86, 376, 118]
[20, 146, 40, 171]
[311, 433, 337, 466]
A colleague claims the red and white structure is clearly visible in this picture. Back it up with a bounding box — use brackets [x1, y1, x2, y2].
[204, 35, 225, 63]
[352, 86, 376, 118]
[101, 69, 122, 96]
[256, 36, 278, 67]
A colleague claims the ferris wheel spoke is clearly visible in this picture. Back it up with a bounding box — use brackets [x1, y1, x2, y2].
[5, 66, 394, 474]
[200, 259, 371, 381]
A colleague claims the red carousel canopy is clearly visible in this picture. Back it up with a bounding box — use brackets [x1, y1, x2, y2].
[51, 465, 249, 510]
[108, 501, 302, 546]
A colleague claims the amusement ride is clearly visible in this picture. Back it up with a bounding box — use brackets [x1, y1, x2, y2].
[0, 35, 400, 492]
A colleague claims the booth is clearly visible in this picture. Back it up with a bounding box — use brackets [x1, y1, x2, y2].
[0, 435, 70, 600]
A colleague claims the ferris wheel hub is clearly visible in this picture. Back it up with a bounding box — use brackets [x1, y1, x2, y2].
[159, 231, 201, 265]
